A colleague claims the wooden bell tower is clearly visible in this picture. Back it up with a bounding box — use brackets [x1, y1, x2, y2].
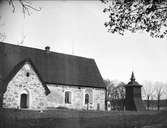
[125, 72, 145, 111]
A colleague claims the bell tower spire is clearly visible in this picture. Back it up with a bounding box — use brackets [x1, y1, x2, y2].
[130, 72, 135, 81]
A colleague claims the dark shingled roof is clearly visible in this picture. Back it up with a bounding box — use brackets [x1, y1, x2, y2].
[125, 72, 142, 87]
[0, 42, 105, 90]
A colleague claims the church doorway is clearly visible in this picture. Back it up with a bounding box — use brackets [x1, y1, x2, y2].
[20, 94, 28, 108]
[20, 91, 29, 108]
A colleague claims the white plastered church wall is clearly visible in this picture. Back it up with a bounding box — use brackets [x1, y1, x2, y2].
[47, 84, 105, 111]
[93, 88, 106, 110]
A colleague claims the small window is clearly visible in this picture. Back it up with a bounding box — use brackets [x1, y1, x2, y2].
[85, 94, 89, 104]
[65, 91, 71, 104]
[26, 72, 30, 77]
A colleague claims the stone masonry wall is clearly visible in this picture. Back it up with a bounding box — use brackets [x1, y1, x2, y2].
[2, 62, 105, 111]
[47, 84, 106, 111]
[3, 63, 47, 110]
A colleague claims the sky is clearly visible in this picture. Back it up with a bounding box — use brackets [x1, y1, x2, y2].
[0, 0, 167, 85]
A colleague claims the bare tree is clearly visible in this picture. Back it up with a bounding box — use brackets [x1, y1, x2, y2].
[0, 32, 6, 41]
[154, 82, 165, 111]
[110, 86, 119, 110]
[156, 87, 163, 111]
[142, 81, 155, 110]
[104, 79, 115, 110]
[0, 16, 6, 41]
[101, 0, 167, 38]
[114, 82, 125, 110]
[104, 79, 125, 111]
[104, 79, 115, 98]
[8, 0, 41, 16]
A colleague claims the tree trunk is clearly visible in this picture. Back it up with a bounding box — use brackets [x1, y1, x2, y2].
[157, 96, 160, 111]
[147, 96, 150, 110]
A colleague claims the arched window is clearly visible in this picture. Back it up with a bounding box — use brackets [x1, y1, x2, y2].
[65, 91, 71, 104]
[85, 94, 89, 104]
[85, 89, 93, 104]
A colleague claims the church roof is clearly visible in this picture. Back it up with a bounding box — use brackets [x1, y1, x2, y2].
[0, 42, 105, 89]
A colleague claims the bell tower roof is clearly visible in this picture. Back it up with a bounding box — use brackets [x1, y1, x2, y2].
[126, 72, 142, 87]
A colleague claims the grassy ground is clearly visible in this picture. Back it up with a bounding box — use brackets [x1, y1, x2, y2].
[0, 109, 167, 128]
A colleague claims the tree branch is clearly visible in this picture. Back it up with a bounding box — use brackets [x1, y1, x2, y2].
[8, 0, 41, 16]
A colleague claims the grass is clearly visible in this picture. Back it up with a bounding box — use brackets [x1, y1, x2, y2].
[0, 108, 167, 128]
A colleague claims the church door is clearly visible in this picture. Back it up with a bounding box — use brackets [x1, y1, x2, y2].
[20, 94, 28, 108]
[97, 103, 100, 110]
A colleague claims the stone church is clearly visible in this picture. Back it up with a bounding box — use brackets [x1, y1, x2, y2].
[0, 42, 106, 111]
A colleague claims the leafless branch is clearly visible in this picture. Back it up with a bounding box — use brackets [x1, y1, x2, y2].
[8, 0, 41, 16]
[0, 33, 6, 42]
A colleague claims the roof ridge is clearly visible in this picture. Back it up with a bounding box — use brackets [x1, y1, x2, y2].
[0, 42, 94, 61]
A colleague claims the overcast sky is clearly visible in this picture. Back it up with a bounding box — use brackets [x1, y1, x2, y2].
[0, 1, 167, 84]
